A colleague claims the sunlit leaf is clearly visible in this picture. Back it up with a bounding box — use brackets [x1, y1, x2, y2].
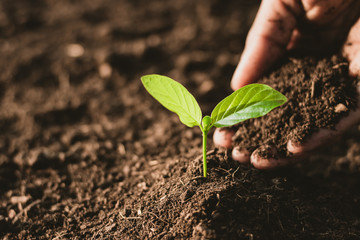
[211, 84, 287, 127]
[141, 74, 202, 127]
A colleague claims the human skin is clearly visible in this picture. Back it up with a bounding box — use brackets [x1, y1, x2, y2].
[213, 0, 360, 169]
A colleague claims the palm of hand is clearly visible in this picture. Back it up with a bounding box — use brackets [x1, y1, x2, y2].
[231, 0, 360, 90]
[215, 0, 360, 169]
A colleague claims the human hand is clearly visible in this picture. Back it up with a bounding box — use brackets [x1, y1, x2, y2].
[214, 0, 360, 169]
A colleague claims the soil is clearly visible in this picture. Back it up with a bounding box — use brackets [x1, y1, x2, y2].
[1, 0, 360, 240]
[232, 56, 359, 159]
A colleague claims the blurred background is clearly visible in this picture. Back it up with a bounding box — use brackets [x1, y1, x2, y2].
[0, 0, 260, 237]
[0, 0, 259, 150]
[0, 0, 260, 169]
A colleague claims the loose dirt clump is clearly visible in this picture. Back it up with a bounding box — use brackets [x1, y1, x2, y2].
[232, 56, 359, 158]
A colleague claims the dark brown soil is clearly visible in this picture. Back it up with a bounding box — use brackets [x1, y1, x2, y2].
[232, 56, 359, 158]
[1, 0, 360, 239]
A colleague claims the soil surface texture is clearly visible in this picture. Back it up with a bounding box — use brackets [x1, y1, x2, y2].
[1, 0, 360, 240]
[232, 56, 358, 159]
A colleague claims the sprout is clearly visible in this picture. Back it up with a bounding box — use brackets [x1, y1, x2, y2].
[141, 74, 287, 177]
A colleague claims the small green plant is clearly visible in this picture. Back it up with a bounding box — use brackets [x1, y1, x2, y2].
[141, 74, 287, 177]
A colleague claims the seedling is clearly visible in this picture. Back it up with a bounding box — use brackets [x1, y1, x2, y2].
[141, 74, 287, 177]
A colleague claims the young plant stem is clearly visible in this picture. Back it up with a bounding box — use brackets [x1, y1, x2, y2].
[141, 75, 287, 178]
[202, 130, 208, 178]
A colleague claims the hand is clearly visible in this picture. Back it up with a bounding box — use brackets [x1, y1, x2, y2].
[213, 0, 360, 169]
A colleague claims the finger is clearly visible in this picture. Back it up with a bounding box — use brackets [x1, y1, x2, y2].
[302, 0, 357, 25]
[213, 128, 235, 149]
[232, 147, 251, 163]
[288, 86, 360, 155]
[250, 145, 296, 169]
[349, 53, 360, 77]
[231, 0, 301, 90]
[349, 52, 360, 77]
[287, 128, 337, 155]
[251, 153, 287, 170]
[343, 17, 360, 77]
[290, 0, 360, 55]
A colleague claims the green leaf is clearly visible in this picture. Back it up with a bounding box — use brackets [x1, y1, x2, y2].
[211, 83, 287, 127]
[141, 74, 202, 127]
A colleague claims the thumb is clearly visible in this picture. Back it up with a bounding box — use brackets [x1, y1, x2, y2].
[231, 0, 301, 90]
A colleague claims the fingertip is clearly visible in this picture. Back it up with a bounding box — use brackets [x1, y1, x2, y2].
[230, 62, 255, 90]
[250, 149, 280, 170]
[287, 107, 360, 155]
[213, 128, 235, 149]
[230, 0, 298, 91]
[286, 132, 329, 155]
[286, 139, 304, 155]
[230, 72, 242, 91]
[232, 147, 250, 163]
[250, 146, 289, 169]
[349, 54, 360, 77]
